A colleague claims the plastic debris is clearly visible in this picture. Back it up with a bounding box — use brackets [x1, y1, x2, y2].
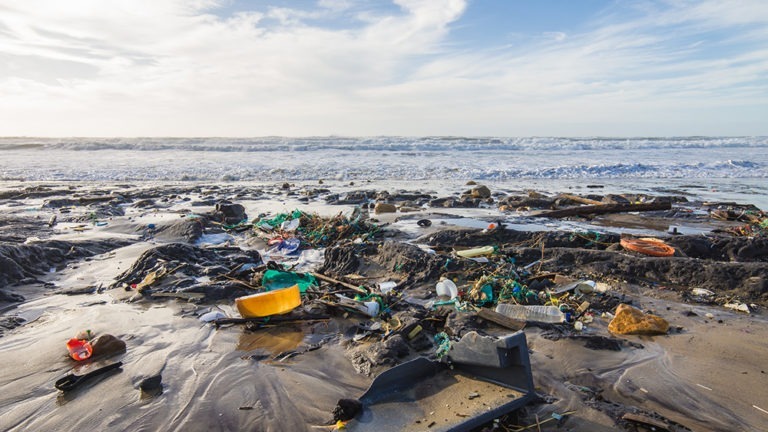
[434, 332, 451, 358]
[235, 285, 301, 318]
[495, 304, 565, 323]
[66, 338, 93, 361]
[456, 245, 495, 258]
[378, 281, 397, 294]
[199, 311, 227, 322]
[724, 302, 750, 313]
[262, 269, 318, 293]
[435, 278, 458, 299]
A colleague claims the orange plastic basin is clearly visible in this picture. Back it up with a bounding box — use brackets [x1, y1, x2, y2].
[620, 237, 675, 257]
[235, 284, 301, 318]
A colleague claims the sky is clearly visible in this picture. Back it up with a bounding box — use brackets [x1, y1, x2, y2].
[0, 0, 766, 137]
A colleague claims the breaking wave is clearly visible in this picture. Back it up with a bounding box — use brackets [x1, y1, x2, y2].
[1, 136, 767, 153]
[1, 136, 766, 181]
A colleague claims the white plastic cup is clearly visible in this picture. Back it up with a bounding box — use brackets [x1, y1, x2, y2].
[436, 279, 458, 299]
[364, 301, 380, 317]
[378, 281, 397, 294]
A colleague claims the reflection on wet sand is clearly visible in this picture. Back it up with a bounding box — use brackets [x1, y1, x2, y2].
[236, 326, 304, 355]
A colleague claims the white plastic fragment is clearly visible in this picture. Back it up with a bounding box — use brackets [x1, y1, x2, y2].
[724, 303, 750, 313]
[691, 288, 715, 297]
[435, 278, 458, 299]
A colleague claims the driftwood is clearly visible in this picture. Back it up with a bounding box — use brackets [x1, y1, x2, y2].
[535, 201, 671, 219]
[477, 308, 526, 331]
[311, 272, 368, 294]
[557, 193, 602, 206]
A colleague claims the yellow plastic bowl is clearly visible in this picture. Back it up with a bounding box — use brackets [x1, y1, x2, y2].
[235, 284, 301, 318]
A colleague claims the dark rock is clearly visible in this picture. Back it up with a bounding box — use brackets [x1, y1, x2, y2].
[0, 316, 26, 331]
[213, 201, 247, 225]
[374, 203, 397, 214]
[319, 244, 367, 277]
[132, 199, 156, 208]
[184, 281, 253, 301]
[347, 335, 409, 375]
[0, 290, 24, 303]
[140, 375, 162, 392]
[42, 198, 79, 208]
[602, 194, 630, 205]
[132, 354, 166, 393]
[333, 398, 362, 422]
[444, 312, 479, 338]
[111, 243, 261, 297]
[500, 196, 555, 210]
[456, 196, 481, 208]
[666, 235, 768, 262]
[471, 185, 491, 199]
[151, 217, 205, 243]
[321, 241, 444, 286]
[190, 199, 217, 207]
[325, 190, 376, 205]
[580, 335, 623, 351]
[0, 239, 133, 287]
[91, 334, 127, 358]
[56, 286, 97, 295]
[62, 204, 125, 223]
[429, 197, 455, 208]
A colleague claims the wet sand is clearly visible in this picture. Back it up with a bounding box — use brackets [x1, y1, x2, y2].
[1, 180, 767, 431]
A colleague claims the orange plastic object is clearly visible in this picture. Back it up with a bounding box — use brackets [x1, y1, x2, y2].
[235, 284, 301, 318]
[66, 338, 93, 361]
[620, 237, 675, 257]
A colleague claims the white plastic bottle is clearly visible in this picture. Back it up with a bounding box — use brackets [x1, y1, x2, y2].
[495, 304, 565, 323]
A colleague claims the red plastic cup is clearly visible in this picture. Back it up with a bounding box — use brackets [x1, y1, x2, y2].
[66, 338, 93, 361]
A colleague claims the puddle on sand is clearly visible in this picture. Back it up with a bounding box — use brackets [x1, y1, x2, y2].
[349, 369, 525, 432]
[234, 319, 344, 358]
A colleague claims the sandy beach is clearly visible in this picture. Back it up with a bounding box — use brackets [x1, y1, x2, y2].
[1, 180, 767, 432]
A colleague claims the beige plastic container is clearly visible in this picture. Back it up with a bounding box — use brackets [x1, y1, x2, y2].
[456, 246, 494, 258]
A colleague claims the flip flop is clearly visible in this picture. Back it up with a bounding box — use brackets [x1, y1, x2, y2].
[55, 361, 123, 392]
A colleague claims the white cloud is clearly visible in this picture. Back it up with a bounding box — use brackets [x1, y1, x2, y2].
[0, 0, 765, 136]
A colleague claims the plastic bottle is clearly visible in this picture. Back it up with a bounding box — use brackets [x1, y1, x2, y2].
[495, 304, 565, 323]
[66, 338, 93, 361]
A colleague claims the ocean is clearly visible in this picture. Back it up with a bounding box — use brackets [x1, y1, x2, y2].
[2, 136, 767, 207]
